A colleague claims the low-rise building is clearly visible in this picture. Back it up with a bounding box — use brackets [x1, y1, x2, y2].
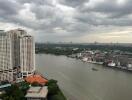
[25, 74, 48, 86]
[25, 86, 48, 100]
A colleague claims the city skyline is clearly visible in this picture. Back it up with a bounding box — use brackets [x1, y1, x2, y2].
[0, 0, 132, 43]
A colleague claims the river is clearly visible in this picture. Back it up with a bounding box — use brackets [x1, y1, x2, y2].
[36, 54, 132, 100]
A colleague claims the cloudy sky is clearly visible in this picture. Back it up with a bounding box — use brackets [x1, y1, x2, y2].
[0, 0, 132, 43]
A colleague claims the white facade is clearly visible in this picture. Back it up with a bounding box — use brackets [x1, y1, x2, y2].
[20, 35, 35, 78]
[0, 30, 13, 82]
[0, 29, 35, 82]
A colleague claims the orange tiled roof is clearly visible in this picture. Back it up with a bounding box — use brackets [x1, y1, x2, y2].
[25, 74, 48, 85]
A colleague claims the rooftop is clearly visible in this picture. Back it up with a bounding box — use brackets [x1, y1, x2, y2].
[25, 86, 48, 98]
[25, 74, 48, 85]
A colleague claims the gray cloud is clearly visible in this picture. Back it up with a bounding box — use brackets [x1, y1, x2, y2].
[18, 0, 53, 5]
[58, 0, 89, 7]
[0, 0, 132, 42]
[79, 0, 132, 18]
[0, 0, 22, 16]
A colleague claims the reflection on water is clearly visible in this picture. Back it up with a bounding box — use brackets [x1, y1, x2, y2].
[36, 54, 132, 100]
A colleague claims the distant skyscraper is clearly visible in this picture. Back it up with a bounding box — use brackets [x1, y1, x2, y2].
[0, 29, 35, 82]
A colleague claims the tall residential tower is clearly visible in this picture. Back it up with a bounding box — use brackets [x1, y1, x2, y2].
[0, 29, 35, 82]
[0, 30, 13, 82]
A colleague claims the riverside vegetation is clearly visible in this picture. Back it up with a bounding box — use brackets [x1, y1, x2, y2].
[35, 43, 132, 56]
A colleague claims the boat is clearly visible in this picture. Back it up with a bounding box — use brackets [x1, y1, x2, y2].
[92, 68, 98, 71]
[82, 57, 88, 62]
[107, 61, 116, 67]
[91, 61, 103, 65]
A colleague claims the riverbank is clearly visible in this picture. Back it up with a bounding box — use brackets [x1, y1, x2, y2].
[35, 43, 132, 72]
[35, 46, 82, 56]
[73, 57, 132, 73]
[36, 52, 132, 73]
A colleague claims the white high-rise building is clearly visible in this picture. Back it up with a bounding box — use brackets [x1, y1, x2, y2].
[19, 35, 35, 78]
[0, 29, 35, 82]
[0, 30, 13, 82]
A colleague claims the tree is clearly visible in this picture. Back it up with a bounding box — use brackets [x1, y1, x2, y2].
[46, 79, 67, 100]
[46, 79, 59, 95]
[1, 84, 25, 100]
[19, 81, 30, 95]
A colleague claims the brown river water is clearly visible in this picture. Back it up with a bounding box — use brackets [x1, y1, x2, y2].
[36, 54, 132, 100]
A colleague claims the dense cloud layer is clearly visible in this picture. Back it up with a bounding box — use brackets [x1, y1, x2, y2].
[0, 0, 132, 43]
